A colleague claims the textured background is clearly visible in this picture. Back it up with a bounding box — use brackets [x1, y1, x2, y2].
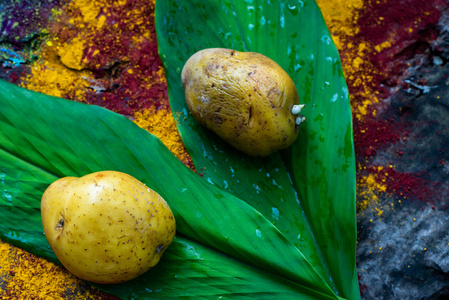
[1, 0, 448, 299]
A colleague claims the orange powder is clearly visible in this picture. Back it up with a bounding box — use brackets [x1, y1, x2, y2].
[0, 240, 113, 299]
[133, 107, 196, 171]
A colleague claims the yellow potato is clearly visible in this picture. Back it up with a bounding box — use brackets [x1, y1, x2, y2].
[40, 171, 176, 284]
[181, 48, 304, 157]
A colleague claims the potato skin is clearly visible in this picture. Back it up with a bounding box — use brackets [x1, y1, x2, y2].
[181, 48, 300, 157]
[40, 171, 176, 284]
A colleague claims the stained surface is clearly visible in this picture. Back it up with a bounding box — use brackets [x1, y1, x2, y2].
[1, 0, 449, 299]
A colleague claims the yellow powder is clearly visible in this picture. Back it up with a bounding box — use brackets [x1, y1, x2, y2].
[317, 0, 388, 123]
[71, 0, 102, 26]
[347, 40, 383, 121]
[356, 166, 395, 217]
[316, 0, 363, 50]
[97, 14, 107, 29]
[22, 41, 91, 101]
[58, 37, 87, 70]
[133, 107, 195, 170]
[21, 34, 93, 101]
[374, 40, 392, 53]
[357, 173, 384, 211]
[156, 65, 167, 83]
[0, 240, 105, 299]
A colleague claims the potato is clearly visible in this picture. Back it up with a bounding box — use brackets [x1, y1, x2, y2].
[181, 48, 305, 157]
[40, 171, 176, 284]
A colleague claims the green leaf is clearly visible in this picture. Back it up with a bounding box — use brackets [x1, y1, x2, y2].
[103, 237, 326, 299]
[1, 79, 341, 298]
[0, 0, 358, 297]
[156, 0, 359, 299]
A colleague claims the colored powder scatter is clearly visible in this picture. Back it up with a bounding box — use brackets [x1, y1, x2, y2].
[68, 0, 167, 115]
[317, 0, 369, 122]
[0, 0, 61, 42]
[22, 40, 94, 100]
[348, 0, 443, 118]
[1, 48, 25, 68]
[0, 0, 62, 84]
[0, 240, 116, 300]
[355, 118, 410, 158]
[350, 0, 444, 154]
[19, 0, 169, 116]
[319, 0, 447, 212]
[58, 36, 87, 70]
[356, 172, 386, 212]
[316, 0, 364, 51]
[351, 0, 445, 209]
[355, 164, 438, 211]
[368, 165, 439, 203]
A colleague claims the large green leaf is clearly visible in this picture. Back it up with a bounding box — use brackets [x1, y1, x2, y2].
[1, 79, 342, 299]
[0, 0, 358, 297]
[156, 0, 359, 299]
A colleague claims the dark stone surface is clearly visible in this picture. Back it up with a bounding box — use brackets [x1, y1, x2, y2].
[358, 201, 449, 299]
[356, 7, 449, 299]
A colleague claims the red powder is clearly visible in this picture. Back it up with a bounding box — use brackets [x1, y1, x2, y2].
[348, 0, 444, 105]
[370, 166, 438, 203]
[85, 1, 168, 115]
[346, 1, 444, 167]
[9, 71, 20, 83]
[342, 0, 440, 161]
[51, 0, 169, 116]
[347, 0, 446, 205]
[354, 117, 410, 158]
[356, 0, 443, 45]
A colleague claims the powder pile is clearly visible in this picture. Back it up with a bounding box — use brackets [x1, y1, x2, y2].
[0, 240, 116, 299]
